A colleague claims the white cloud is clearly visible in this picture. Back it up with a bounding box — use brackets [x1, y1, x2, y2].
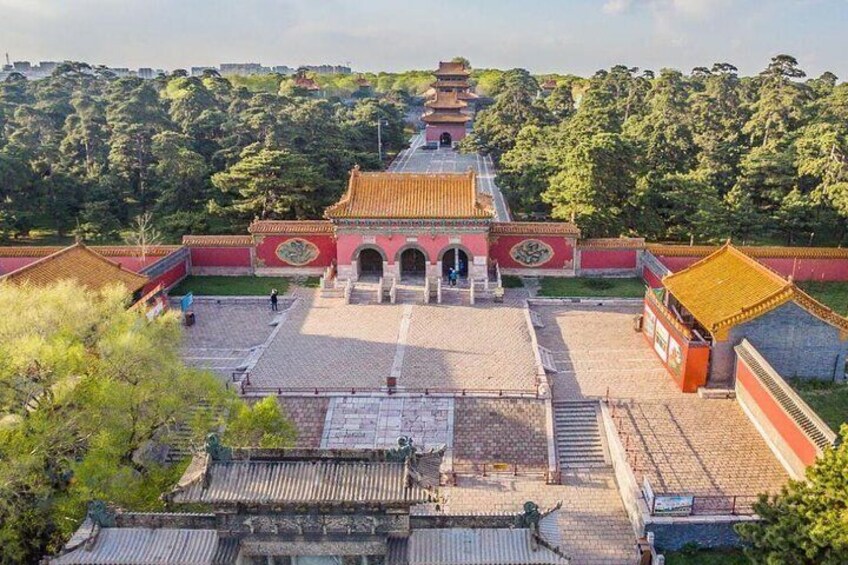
[602, 0, 731, 18]
[603, 0, 633, 15]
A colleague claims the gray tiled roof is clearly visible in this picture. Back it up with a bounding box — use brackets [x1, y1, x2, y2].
[407, 513, 568, 565]
[172, 458, 438, 506]
[51, 526, 220, 564]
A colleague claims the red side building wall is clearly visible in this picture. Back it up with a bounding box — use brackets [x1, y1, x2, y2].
[735, 359, 819, 467]
[643, 295, 710, 393]
[489, 235, 575, 269]
[255, 234, 336, 268]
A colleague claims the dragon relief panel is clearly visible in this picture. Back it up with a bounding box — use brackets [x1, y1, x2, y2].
[276, 238, 320, 266]
[510, 239, 554, 267]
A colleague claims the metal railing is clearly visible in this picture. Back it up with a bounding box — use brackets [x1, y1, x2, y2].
[239, 385, 542, 398]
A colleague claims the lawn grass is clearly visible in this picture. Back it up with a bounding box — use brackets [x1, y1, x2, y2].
[500, 275, 524, 288]
[791, 379, 848, 432]
[664, 548, 748, 565]
[800, 281, 848, 316]
[538, 277, 646, 298]
[170, 276, 295, 296]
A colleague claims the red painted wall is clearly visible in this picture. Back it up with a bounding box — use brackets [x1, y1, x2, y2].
[735, 360, 818, 466]
[489, 235, 575, 269]
[143, 260, 187, 295]
[580, 249, 638, 270]
[642, 267, 663, 289]
[255, 234, 336, 268]
[643, 296, 710, 393]
[656, 254, 848, 282]
[337, 233, 488, 266]
[0, 257, 39, 275]
[759, 258, 848, 282]
[655, 255, 699, 273]
[190, 247, 252, 267]
[0, 255, 159, 275]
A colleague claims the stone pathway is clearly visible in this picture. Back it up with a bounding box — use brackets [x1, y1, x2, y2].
[321, 397, 453, 449]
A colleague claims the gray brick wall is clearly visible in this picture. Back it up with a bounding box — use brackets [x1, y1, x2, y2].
[709, 301, 847, 383]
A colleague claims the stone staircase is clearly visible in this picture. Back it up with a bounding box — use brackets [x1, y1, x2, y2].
[553, 401, 608, 468]
[395, 284, 426, 304]
[349, 281, 381, 304]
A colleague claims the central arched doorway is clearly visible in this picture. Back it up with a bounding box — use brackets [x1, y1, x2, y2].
[358, 248, 384, 279]
[442, 248, 469, 278]
[439, 132, 452, 147]
[400, 248, 426, 279]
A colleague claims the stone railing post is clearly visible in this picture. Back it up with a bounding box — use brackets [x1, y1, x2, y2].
[343, 279, 352, 304]
[424, 278, 431, 304]
[469, 278, 475, 305]
[437, 277, 442, 304]
[390, 277, 397, 304]
[377, 277, 384, 303]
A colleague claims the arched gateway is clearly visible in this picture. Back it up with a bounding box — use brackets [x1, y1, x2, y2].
[400, 248, 427, 279]
[325, 168, 495, 282]
[357, 248, 384, 278]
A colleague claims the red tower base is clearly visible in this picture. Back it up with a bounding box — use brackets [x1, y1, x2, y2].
[425, 124, 467, 146]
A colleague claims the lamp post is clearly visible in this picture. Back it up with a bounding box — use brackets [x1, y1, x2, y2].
[377, 118, 388, 162]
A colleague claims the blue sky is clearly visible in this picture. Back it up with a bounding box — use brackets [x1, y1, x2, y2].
[1, 0, 846, 78]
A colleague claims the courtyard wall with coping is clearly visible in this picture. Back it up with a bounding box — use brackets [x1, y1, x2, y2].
[139, 246, 191, 293]
[734, 339, 838, 480]
[577, 238, 645, 277]
[489, 225, 577, 276]
[649, 244, 848, 282]
[183, 235, 254, 275]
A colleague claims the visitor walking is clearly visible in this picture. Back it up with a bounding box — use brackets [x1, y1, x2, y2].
[449, 268, 458, 287]
[270, 289, 279, 312]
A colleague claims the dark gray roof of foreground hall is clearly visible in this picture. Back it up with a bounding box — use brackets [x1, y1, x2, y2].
[170, 448, 443, 507]
[50, 520, 221, 564]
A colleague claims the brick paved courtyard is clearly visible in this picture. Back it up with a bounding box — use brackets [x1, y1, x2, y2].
[453, 398, 548, 470]
[533, 303, 789, 503]
[247, 292, 538, 392]
[177, 297, 288, 378]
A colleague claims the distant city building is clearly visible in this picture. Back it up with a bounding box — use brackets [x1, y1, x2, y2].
[302, 64, 351, 75]
[190, 66, 215, 77]
[220, 62, 270, 76]
[138, 67, 155, 79]
[272, 65, 295, 75]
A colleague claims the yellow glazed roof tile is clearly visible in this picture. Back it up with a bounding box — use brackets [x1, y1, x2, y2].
[1, 243, 148, 293]
[663, 244, 848, 335]
[325, 168, 493, 220]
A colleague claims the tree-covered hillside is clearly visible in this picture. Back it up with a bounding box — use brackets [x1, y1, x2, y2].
[468, 56, 848, 245]
[0, 64, 408, 243]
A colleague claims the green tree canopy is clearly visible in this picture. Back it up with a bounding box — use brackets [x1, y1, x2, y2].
[737, 426, 848, 564]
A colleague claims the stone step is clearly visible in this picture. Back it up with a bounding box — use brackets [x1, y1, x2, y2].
[553, 401, 609, 469]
